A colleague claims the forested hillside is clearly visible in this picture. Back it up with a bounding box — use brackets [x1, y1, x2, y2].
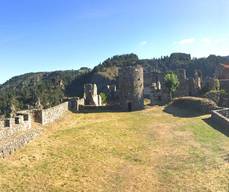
[0, 68, 90, 115]
[0, 53, 228, 116]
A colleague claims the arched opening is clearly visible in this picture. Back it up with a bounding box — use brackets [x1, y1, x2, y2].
[158, 96, 162, 101]
[128, 102, 132, 112]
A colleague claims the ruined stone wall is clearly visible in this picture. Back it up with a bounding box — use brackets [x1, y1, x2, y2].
[0, 114, 31, 141]
[0, 112, 35, 158]
[0, 128, 41, 158]
[77, 98, 85, 106]
[175, 69, 189, 97]
[215, 64, 229, 79]
[144, 71, 153, 87]
[84, 84, 101, 106]
[119, 65, 144, 111]
[211, 108, 229, 129]
[0, 101, 74, 158]
[68, 97, 85, 112]
[36, 102, 69, 125]
[220, 80, 229, 93]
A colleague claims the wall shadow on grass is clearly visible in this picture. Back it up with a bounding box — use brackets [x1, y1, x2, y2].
[203, 117, 229, 137]
[78, 105, 120, 114]
[77, 105, 147, 114]
[163, 105, 204, 118]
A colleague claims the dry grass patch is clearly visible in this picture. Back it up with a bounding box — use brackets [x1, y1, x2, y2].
[0, 106, 228, 191]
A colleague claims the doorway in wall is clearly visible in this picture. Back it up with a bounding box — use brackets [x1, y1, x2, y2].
[128, 102, 132, 112]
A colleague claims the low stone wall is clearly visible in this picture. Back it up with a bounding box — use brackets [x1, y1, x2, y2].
[35, 102, 69, 125]
[0, 114, 31, 141]
[0, 101, 72, 158]
[0, 129, 41, 158]
[211, 108, 229, 129]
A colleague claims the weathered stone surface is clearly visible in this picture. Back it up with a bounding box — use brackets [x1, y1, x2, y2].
[215, 63, 229, 79]
[34, 102, 69, 125]
[0, 129, 42, 158]
[0, 115, 31, 141]
[84, 84, 102, 106]
[0, 101, 72, 158]
[150, 69, 203, 104]
[69, 97, 85, 112]
[119, 65, 144, 111]
[211, 108, 229, 129]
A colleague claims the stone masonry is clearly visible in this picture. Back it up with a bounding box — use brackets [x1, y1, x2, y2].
[0, 101, 74, 158]
[119, 65, 144, 111]
[84, 84, 102, 106]
[211, 108, 229, 129]
[34, 102, 69, 125]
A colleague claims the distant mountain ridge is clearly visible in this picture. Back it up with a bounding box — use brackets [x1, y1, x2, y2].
[0, 53, 228, 115]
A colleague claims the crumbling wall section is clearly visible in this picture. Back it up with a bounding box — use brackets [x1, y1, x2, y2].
[211, 108, 229, 129]
[0, 114, 31, 141]
[84, 84, 101, 106]
[0, 128, 41, 158]
[0, 101, 73, 158]
[36, 102, 69, 125]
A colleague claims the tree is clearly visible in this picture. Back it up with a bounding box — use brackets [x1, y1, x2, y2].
[164, 72, 180, 100]
[213, 79, 220, 91]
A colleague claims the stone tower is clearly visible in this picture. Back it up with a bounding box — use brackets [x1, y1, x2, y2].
[118, 65, 144, 111]
[84, 84, 102, 106]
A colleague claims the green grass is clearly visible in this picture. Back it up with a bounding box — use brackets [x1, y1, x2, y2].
[0, 106, 228, 192]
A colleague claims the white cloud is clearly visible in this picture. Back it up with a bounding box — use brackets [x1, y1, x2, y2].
[200, 38, 211, 44]
[139, 41, 148, 46]
[177, 38, 195, 45]
[173, 37, 229, 58]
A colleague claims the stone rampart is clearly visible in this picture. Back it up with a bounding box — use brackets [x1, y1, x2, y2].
[0, 114, 31, 141]
[0, 101, 72, 158]
[34, 102, 69, 125]
[0, 128, 41, 158]
[211, 108, 229, 129]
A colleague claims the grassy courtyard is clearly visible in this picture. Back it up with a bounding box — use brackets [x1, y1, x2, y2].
[0, 106, 228, 192]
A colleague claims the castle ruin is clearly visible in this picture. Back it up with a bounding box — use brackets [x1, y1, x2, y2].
[215, 63, 229, 92]
[84, 84, 102, 106]
[150, 69, 203, 104]
[1, 62, 229, 158]
[214, 63, 229, 106]
[118, 65, 144, 111]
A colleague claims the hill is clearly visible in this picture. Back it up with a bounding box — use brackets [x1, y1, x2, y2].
[0, 68, 90, 115]
[0, 53, 228, 115]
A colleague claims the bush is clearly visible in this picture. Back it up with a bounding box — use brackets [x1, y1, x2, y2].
[204, 90, 223, 104]
[99, 92, 108, 104]
[170, 97, 218, 114]
[164, 72, 180, 99]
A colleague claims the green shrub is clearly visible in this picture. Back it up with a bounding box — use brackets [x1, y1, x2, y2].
[164, 72, 180, 99]
[100, 92, 108, 104]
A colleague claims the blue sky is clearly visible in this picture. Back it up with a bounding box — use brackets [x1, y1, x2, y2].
[0, 0, 229, 83]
